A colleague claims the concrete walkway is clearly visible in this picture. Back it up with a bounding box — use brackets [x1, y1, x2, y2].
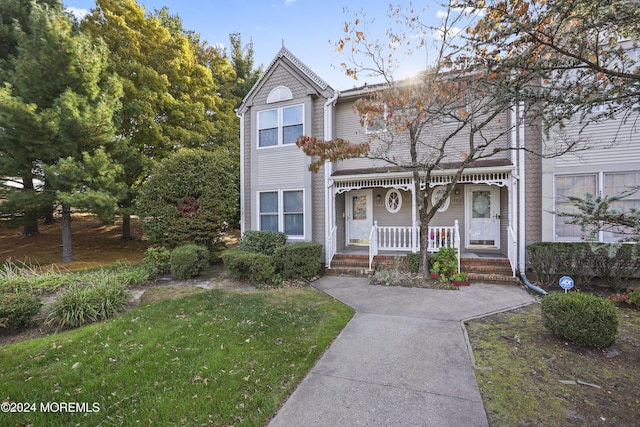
[269, 276, 538, 427]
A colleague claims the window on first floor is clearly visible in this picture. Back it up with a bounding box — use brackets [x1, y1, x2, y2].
[554, 171, 640, 241]
[258, 104, 304, 147]
[258, 189, 304, 237]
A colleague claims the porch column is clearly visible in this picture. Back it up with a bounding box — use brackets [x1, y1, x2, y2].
[411, 179, 418, 253]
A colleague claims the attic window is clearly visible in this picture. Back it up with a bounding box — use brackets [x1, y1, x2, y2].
[267, 86, 293, 103]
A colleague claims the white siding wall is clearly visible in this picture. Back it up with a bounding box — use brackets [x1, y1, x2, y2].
[541, 112, 640, 241]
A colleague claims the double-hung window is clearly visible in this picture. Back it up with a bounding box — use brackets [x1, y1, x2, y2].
[554, 172, 640, 241]
[258, 104, 303, 147]
[258, 190, 304, 237]
[554, 174, 598, 240]
[603, 172, 640, 241]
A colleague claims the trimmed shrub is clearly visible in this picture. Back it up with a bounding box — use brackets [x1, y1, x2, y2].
[221, 249, 274, 286]
[527, 242, 640, 290]
[0, 291, 42, 329]
[239, 230, 287, 256]
[45, 282, 131, 329]
[170, 244, 210, 279]
[274, 242, 322, 280]
[629, 288, 640, 306]
[541, 292, 619, 348]
[406, 252, 420, 274]
[142, 246, 172, 277]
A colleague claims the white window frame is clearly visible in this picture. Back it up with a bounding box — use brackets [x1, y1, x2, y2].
[385, 189, 403, 213]
[554, 173, 598, 241]
[257, 104, 304, 148]
[364, 104, 388, 134]
[554, 171, 640, 242]
[257, 189, 305, 238]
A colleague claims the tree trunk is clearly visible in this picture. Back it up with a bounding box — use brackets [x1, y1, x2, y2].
[61, 202, 73, 263]
[44, 206, 55, 225]
[419, 223, 431, 276]
[121, 213, 132, 240]
[21, 175, 39, 237]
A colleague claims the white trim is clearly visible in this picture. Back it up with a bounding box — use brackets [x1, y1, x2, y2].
[385, 189, 403, 213]
[267, 86, 293, 103]
[256, 188, 306, 240]
[257, 103, 305, 149]
[346, 189, 373, 245]
[431, 186, 450, 212]
[465, 185, 501, 249]
[237, 110, 245, 235]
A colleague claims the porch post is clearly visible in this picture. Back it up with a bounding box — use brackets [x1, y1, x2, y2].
[411, 180, 418, 253]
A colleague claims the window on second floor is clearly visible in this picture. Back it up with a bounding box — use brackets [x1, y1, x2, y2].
[258, 104, 304, 147]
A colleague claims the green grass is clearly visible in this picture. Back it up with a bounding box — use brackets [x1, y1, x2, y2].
[0, 287, 353, 426]
[0, 260, 150, 296]
[466, 302, 640, 426]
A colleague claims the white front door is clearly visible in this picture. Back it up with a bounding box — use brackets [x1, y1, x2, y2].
[346, 190, 373, 246]
[466, 185, 500, 248]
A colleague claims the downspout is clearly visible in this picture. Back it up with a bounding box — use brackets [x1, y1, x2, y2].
[517, 100, 526, 275]
[324, 90, 339, 267]
[516, 101, 546, 295]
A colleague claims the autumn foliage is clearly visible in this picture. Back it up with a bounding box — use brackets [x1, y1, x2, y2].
[296, 137, 370, 172]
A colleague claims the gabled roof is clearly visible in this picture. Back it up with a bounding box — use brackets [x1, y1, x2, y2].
[237, 47, 333, 113]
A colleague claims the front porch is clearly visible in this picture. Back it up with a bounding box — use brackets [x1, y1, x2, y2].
[325, 169, 518, 279]
[326, 248, 517, 283]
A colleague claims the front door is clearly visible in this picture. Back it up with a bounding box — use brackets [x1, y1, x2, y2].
[466, 185, 500, 248]
[346, 190, 373, 246]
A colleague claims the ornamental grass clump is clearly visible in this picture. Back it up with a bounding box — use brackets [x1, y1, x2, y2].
[541, 292, 618, 348]
[45, 281, 131, 329]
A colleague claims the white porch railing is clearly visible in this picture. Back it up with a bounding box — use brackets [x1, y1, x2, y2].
[326, 225, 337, 268]
[368, 220, 461, 271]
[368, 225, 378, 273]
[507, 225, 517, 277]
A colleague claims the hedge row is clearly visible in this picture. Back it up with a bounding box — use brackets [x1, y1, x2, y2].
[527, 242, 640, 291]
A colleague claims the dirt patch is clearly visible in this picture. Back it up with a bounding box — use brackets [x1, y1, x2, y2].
[0, 213, 149, 269]
[0, 216, 252, 345]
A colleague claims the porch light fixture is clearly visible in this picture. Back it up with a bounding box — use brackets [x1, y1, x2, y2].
[376, 194, 382, 205]
[454, 188, 460, 196]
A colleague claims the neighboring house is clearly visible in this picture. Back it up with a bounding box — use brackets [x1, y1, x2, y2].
[236, 47, 639, 279]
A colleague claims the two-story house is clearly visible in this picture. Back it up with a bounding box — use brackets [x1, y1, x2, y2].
[237, 47, 637, 281]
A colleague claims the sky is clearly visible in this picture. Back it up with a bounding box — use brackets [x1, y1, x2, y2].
[63, 0, 448, 90]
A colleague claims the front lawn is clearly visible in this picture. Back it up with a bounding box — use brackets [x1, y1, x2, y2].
[0, 287, 353, 426]
[466, 302, 640, 426]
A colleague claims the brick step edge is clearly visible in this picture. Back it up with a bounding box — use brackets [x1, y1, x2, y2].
[466, 273, 521, 284]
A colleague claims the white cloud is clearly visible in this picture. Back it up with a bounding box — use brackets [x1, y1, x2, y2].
[65, 7, 90, 20]
[284, 0, 297, 5]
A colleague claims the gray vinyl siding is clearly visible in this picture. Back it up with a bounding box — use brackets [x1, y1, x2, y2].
[311, 96, 327, 247]
[550, 115, 640, 169]
[371, 189, 412, 227]
[332, 99, 512, 173]
[243, 57, 331, 241]
[540, 111, 640, 243]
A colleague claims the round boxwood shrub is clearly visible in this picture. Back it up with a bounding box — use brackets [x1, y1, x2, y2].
[239, 230, 287, 256]
[273, 241, 322, 280]
[221, 249, 275, 286]
[541, 292, 619, 348]
[0, 291, 42, 329]
[170, 244, 210, 279]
